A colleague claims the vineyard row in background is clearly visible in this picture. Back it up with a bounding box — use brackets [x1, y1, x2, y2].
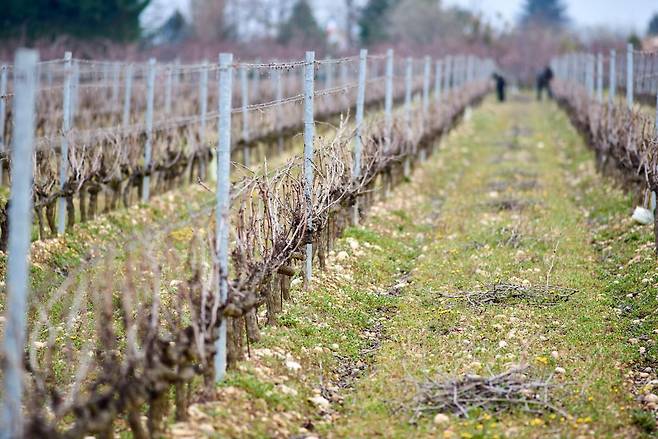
[551, 45, 658, 252]
[0, 51, 484, 248]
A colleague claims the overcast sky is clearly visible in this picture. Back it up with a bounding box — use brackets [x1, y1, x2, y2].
[443, 0, 657, 32]
[142, 0, 658, 34]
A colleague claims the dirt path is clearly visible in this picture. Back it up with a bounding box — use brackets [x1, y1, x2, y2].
[168, 96, 658, 438]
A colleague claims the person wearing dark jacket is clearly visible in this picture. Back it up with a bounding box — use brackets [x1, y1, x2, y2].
[492, 73, 507, 102]
[536, 66, 554, 100]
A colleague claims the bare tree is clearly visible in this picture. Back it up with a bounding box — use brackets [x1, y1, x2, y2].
[191, 0, 228, 41]
[345, 0, 357, 47]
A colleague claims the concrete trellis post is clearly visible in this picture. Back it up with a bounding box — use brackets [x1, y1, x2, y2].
[609, 49, 617, 104]
[435, 60, 442, 106]
[596, 53, 604, 102]
[466, 56, 474, 85]
[303, 52, 315, 285]
[241, 66, 250, 167]
[326, 59, 334, 90]
[273, 66, 284, 153]
[422, 56, 431, 123]
[340, 61, 348, 86]
[214, 53, 233, 383]
[141, 59, 156, 202]
[627, 43, 634, 110]
[111, 62, 120, 110]
[0, 65, 7, 184]
[71, 61, 79, 121]
[122, 64, 133, 127]
[252, 63, 260, 101]
[325, 59, 334, 108]
[57, 52, 73, 235]
[1, 48, 39, 439]
[653, 91, 658, 214]
[403, 57, 413, 177]
[353, 49, 367, 224]
[384, 49, 394, 151]
[198, 61, 209, 180]
[199, 60, 209, 148]
[173, 58, 181, 96]
[586, 54, 595, 97]
[421, 56, 431, 161]
[165, 64, 173, 115]
[444, 56, 452, 95]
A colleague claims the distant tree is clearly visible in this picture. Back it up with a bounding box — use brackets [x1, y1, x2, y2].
[520, 0, 568, 28]
[359, 0, 398, 45]
[648, 13, 658, 36]
[192, 0, 229, 41]
[278, 0, 324, 46]
[628, 33, 642, 49]
[389, 0, 475, 45]
[1, 0, 150, 41]
[147, 10, 190, 45]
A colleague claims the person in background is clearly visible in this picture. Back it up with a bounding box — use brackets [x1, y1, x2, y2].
[492, 73, 507, 102]
[536, 66, 554, 100]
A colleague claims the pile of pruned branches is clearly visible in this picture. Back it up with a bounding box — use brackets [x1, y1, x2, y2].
[410, 365, 566, 423]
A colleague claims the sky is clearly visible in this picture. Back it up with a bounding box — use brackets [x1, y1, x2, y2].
[142, 0, 658, 34]
[443, 0, 658, 32]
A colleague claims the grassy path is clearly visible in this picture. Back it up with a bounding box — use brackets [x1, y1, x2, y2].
[168, 95, 658, 438]
[329, 96, 644, 438]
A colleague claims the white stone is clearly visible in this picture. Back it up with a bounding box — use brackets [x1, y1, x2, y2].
[309, 395, 330, 409]
[433, 413, 450, 425]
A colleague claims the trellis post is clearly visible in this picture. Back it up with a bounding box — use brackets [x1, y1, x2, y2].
[241, 66, 250, 167]
[57, 52, 73, 235]
[1, 48, 38, 439]
[353, 49, 367, 224]
[303, 51, 315, 286]
[122, 64, 133, 127]
[609, 49, 617, 104]
[435, 59, 442, 106]
[111, 62, 120, 110]
[384, 49, 394, 152]
[596, 53, 604, 102]
[165, 64, 173, 115]
[403, 57, 413, 177]
[273, 65, 284, 153]
[627, 43, 634, 110]
[0, 65, 7, 184]
[141, 58, 156, 202]
[198, 60, 209, 180]
[214, 53, 233, 382]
